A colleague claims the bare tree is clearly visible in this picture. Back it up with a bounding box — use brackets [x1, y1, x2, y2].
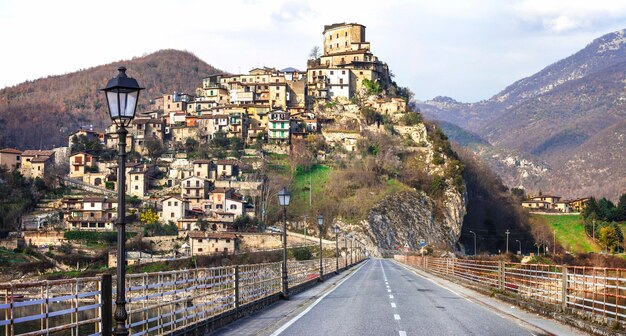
[309, 46, 321, 59]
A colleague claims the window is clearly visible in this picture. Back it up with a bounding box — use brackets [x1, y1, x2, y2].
[167, 104, 170, 109]
[224, 247, 228, 252]
[276, 86, 280, 90]
[342, 70, 346, 75]
[74, 166, 79, 171]
[135, 186, 138, 190]
[168, 201, 171, 206]
[340, 78, 344, 84]
[174, 201, 178, 206]
[37, 166, 41, 171]
[134, 176, 139, 181]
[345, 32, 348, 36]
[230, 204, 237, 210]
[196, 181, 200, 187]
[336, 33, 339, 38]
[330, 71, 334, 75]
[345, 42, 348, 47]
[226, 239, 230, 243]
[198, 248, 203, 252]
[198, 239, 203, 243]
[215, 248, 218, 252]
[170, 212, 174, 218]
[91, 202, 95, 207]
[360, 71, 363, 75]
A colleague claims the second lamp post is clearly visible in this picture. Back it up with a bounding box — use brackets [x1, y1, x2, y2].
[317, 214, 324, 281]
[278, 187, 291, 299]
[334, 224, 339, 273]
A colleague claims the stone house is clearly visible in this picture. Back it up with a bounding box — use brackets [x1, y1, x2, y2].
[188, 231, 237, 255]
[0, 148, 22, 171]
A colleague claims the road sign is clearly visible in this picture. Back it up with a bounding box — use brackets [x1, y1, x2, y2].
[419, 239, 426, 247]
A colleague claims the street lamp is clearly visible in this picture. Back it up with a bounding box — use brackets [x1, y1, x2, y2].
[350, 235, 354, 265]
[317, 214, 324, 281]
[102, 66, 143, 336]
[343, 232, 347, 268]
[516, 239, 522, 255]
[334, 224, 339, 273]
[469, 231, 477, 256]
[278, 187, 291, 299]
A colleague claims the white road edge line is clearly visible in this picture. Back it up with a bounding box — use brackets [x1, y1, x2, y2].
[270, 260, 368, 336]
[399, 331, 407, 336]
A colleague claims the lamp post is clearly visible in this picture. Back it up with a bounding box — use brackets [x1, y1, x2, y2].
[334, 224, 339, 273]
[102, 66, 143, 336]
[516, 239, 522, 255]
[278, 187, 291, 299]
[317, 214, 324, 281]
[343, 232, 347, 268]
[469, 231, 477, 256]
[350, 235, 354, 265]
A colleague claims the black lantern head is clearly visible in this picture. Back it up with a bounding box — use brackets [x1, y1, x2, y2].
[317, 214, 324, 226]
[278, 187, 291, 206]
[102, 66, 144, 127]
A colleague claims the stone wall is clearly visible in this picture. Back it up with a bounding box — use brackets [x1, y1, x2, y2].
[23, 231, 66, 246]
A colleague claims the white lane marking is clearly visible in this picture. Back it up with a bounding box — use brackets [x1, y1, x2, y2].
[391, 302, 396, 308]
[270, 260, 368, 336]
[387, 289, 391, 292]
[399, 331, 407, 336]
[394, 314, 401, 320]
[386, 285, 390, 288]
[389, 295, 394, 299]
[381, 259, 389, 282]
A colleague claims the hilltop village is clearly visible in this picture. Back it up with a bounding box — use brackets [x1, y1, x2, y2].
[0, 23, 416, 268]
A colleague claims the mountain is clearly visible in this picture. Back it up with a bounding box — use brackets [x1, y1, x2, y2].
[419, 29, 626, 200]
[0, 49, 224, 149]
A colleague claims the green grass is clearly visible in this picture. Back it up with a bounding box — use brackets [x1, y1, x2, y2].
[293, 165, 331, 200]
[534, 214, 600, 253]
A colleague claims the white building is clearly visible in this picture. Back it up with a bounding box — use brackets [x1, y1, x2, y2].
[160, 196, 188, 223]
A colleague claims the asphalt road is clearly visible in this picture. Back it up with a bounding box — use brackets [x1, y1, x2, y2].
[272, 259, 548, 336]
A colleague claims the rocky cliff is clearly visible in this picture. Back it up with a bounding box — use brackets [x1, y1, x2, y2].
[361, 187, 465, 257]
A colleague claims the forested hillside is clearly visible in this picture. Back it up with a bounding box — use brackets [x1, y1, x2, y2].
[0, 49, 224, 149]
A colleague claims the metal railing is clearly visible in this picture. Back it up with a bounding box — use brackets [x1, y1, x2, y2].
[0, 276, 104, 336]
[395, 255, 626, 327]
[2, 255, 365, 336]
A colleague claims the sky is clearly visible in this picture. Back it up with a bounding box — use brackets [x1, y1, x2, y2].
[0, 0, 625, 102]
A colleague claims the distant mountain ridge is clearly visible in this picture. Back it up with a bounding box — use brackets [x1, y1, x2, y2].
[0, 49, 224, 149]
[419, 28, 626, 200]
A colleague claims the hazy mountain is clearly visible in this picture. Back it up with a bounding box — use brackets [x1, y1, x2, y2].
[420, 29, 626, 200]
[0, 49, 224, 149]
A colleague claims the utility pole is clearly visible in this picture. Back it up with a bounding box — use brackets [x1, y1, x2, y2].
[553, 230, 556, 255]
[303, 215, 307, 247]
[505, 229, 510, 254]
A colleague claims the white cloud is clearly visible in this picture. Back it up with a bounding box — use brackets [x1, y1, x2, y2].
[514, 0, 626, 32]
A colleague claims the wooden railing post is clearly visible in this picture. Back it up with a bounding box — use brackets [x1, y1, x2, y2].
[101, 274, 112, 336]
[235, 265, 240, 311]
[561, 265, 568, 311]
[499, 260, 505, 290]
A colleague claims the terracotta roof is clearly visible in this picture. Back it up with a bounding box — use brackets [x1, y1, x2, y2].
[189, 231, 237, 239]
[30, 156, 51, 163]
[193, 160, 213, 164]
[22, 150, 54, 157]
[0, 148, 22, 154]
[83, 197, 106, 202]
[161, 195, 184, 202]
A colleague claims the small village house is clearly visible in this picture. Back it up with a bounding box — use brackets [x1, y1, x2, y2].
[0, 148, 22, 171]
[188, 231, 237, 255]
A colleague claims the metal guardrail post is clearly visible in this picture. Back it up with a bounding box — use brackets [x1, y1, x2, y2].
[499, 260, 505, 290]
[101, 274, 112, 336]
[235, 265, 240, 311]
[561, 265, 568, 311]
